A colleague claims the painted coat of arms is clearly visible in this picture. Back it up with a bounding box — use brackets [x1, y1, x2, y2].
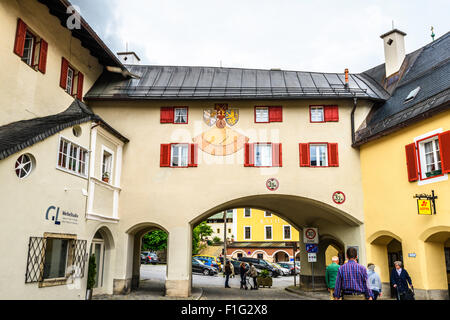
[193, 104, 249, 156]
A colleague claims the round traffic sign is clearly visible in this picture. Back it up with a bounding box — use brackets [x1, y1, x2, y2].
[305, 228, 316, 240]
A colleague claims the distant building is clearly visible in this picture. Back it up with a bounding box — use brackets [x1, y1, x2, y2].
[205, 210, 235, 241]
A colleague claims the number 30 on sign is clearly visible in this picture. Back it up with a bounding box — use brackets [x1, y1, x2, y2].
[332, 191, 346, 204]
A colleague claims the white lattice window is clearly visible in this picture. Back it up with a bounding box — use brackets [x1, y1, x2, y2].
[57, 137, 88, 177]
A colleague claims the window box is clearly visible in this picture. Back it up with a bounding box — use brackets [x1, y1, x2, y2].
[426, 169, 442, 178]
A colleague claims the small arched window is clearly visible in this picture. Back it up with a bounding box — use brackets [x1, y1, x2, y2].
[15, 154, 35, 178]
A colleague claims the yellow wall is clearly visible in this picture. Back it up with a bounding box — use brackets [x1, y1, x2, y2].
[235, 208, 300, 241]
[0, 0, 104, 126]
[361, 110, 450, 297]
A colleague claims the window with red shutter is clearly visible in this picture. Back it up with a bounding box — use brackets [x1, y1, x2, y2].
[188, 144, 198, 167]
[269, 106, 283, 122]
[38, 39, 48, 74]
[299, 143, 310, 167]
[160, 144, 171, 167]
[405, 143, 419, 182]
[160, 107, 175, 123]
[14, 19, 27, 57]
[77, 72, 84, 100]
[324, 106, 339, 122]
[438, 130, 450, 174]
[328, 143, 339, 167]
[244, 143, 254, 167]
[60, 57, 69, 89]
[272, 143, 282, 167]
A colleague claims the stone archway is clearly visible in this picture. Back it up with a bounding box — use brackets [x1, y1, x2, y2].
[273, 250, 290, 262]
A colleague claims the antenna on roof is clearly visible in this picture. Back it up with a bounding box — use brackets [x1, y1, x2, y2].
[431, 26, 435, 41]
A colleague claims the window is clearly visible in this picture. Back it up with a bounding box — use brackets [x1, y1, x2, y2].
[244, 208, 251, 217]
[101, 149, 113, 182]
[217, 229, 220, 234]
[161, 107, 188, 124]
[404, 86, 421, 103]
[310, 105, 339, 122]
[422, 139, 441, 177]
[228, 229, 231, 233]
[13, 18, 48, 73]
[237, 253, 243, 258]
[255, 106, 282, 123]
[257, 253, 264, 259]
[310, 144, 328, 167]
[244, 226, 251, 240]
[60, 57, 84, 100]
[160, 143, 198, 167]
[57, 138, 88, 177]
[42, 238, 69, 280]
[299, 143, 339, 167]
[15, 154, 35, 179]
[244, 143, 282, 167]
[310, 106, 324, 122]
[265, 226, 273, 240]
[264, 211, 272, 217]
[283, 226, 291, 240]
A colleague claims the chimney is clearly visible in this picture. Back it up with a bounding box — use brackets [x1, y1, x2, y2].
[380, 29, 407, 77]
[117, 51, 141, 65]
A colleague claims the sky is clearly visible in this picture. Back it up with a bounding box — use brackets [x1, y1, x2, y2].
[70, 0, 450, 73]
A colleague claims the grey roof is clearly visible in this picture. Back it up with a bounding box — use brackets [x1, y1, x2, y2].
[355, 32, 450, 145]
[85, 65, 389, 101]
[0, 100, 128, 160]
[207, 212, 234, 220]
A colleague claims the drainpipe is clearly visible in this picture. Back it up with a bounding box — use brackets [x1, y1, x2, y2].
[351, 97, 358, 145]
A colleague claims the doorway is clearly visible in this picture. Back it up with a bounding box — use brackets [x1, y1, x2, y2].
[387, 239, 403, 298]
[90, 231, 105, 290]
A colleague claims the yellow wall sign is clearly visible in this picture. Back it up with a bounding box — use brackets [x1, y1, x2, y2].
[417, 199, 432, 215]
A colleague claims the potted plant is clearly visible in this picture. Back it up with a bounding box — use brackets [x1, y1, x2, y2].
[256, 269, 272, 288]
[102, 172, 109, 183]
[86, 254, 97, 300]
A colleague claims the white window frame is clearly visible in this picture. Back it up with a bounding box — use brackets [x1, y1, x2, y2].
[56, 136, 89, 178]
[309, 144, 328, 167]
[310, 106, 324, 122]
[254, 143, 272, 167]
[244, 226, 252, 240]
[100, 145, 115, 183]
[66, 67, 74, 95]
[255, 107, 269, 123]
[22, 31, 35, 66]
[264, 225, 273, 240]
[170, 143, 189, 167]
[417, 136, 442, 180]
[244, 208, 251, 218]
[174, 107, 188, 124]
[283, 225, 292, 240]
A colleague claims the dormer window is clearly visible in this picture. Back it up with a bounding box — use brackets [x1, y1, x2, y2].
[404, 86, 421, 103]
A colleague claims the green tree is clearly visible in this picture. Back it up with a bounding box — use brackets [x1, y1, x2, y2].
[192, 221, 213, 254]
[142, 230, 168, 252]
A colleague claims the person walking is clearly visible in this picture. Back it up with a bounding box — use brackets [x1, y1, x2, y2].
[247, 263, 258, 290]
[239, 262, 248, 290]
[390, 261, 413, 300]
[333, 247, 373, 300]
[224, 260, 232, 288]
[325, 256, 340, 300]
[367, 263, 382, 300]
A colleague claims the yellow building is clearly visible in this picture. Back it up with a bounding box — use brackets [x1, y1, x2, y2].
[227, 208, 300, 262]
[355, 30, 450, 300]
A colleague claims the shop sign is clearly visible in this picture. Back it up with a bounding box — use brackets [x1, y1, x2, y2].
[417, 199, 432, 215]
[413, 190, 437, 215]
[45, 206, 79, 225]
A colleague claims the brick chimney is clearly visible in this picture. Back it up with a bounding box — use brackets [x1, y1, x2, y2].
[380, 29, 407, 77]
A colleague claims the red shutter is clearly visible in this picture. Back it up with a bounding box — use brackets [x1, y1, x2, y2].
[324, 106, 339, 122]
[299, 143, 310, 167]
[439, 130, 450, 174]
[60, 57, 69, 89]
[160, 107, 174, 123]
[38, 39, 48, 74]
[14, 19, 27, 57]
[244, 143, 254, 167]
[405, 143, 419, 182]
[188, 144, 198, 167]
[160, 144, 171, 167]
[328, 143, 339, 167]
[271, 143, 282, 167]
[77, 72, 84, 100]
[269, 106, 283, 122]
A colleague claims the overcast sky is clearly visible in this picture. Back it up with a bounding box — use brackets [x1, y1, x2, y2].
[71, 0, 449, 73]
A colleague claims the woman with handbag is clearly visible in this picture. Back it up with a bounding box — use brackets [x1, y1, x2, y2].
[390, 261, 414, 300]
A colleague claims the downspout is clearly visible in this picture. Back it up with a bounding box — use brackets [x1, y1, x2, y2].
[351, 96, 357, 146]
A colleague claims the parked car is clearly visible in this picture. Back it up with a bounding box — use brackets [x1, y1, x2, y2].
[141, 251, 159, 265]
[237, 257, 281, 277]
[193, 255, 222, 271]
[271, 262, 290, 276]
[277, 262, 299, 275]
[192, 258, 218, 276]
[195, 257, 221, 270]
[230, 259, 250, 274]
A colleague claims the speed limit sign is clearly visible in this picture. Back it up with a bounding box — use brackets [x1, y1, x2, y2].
[303, 227, 318, 244]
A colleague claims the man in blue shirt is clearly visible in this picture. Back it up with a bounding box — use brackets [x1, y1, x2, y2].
[333, 247, 373, 300]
